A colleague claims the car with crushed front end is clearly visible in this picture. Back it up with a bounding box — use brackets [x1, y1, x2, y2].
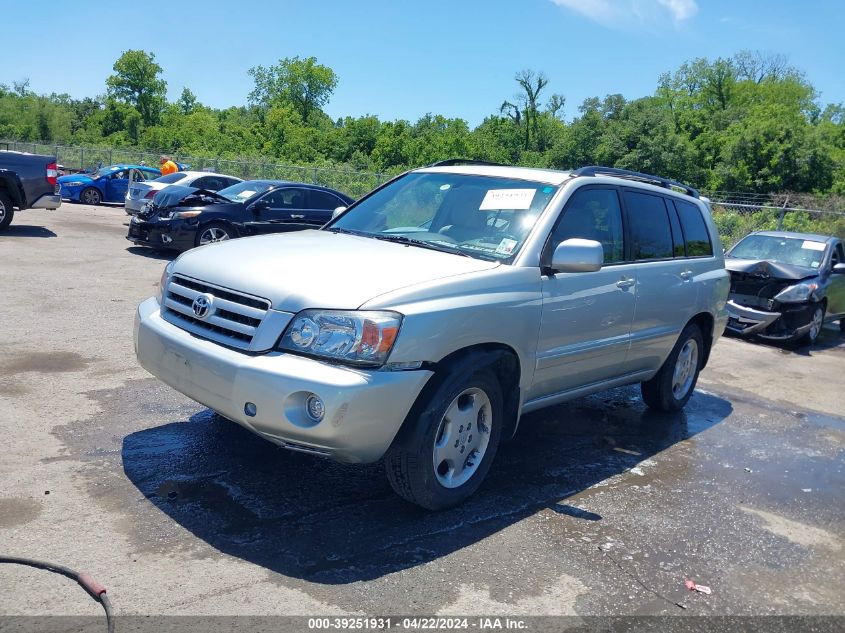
[724, 230, 845, 345]
[134, 162, 729, 510]
[125, 171, 243, 215]
[127, 179, 354, 251]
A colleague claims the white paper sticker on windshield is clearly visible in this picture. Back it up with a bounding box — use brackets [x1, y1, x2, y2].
[801, 240, 825, 251]
[479, 189, 536, 210]
[495, 238, 518, 255]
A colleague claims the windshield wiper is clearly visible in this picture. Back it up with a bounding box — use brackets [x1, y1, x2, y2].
[370, 234, 473, 257]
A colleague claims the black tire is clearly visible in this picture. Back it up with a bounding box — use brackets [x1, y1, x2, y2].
[195, 222, 235, 247]
[641, 323, 704, 412]
[0, 190, 14, 231]
[796, 302, 825, 346]
[80, 187, 102, 205]
[385, 367, 503, 510]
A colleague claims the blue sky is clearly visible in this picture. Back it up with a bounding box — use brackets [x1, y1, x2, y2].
[5, 1, 843, 126]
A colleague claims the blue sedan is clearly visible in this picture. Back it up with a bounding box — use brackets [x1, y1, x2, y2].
[58, 165, 162, 205]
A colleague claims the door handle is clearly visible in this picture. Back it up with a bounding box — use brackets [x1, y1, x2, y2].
[291, 214, 305, 219]
[616, 277, 635, 289]
[680, 270, 693, 280]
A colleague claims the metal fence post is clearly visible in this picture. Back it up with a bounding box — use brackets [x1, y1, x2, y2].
[313, 167, 318, 184]
[80, 148, 84, 170]
[777, 196, 790, 231]
[109, 149, 113, 165]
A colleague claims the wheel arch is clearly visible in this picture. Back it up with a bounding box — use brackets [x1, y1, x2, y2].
[401, 343, 523, 445]
[688, 312, 715, 369]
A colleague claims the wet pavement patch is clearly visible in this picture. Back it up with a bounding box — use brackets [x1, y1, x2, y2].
[47, 377, 845, 614]
[0, 351, 92, 375]
[0, 498, 42, 528]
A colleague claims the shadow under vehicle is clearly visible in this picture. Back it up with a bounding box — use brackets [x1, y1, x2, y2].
[122, 386, 731, 584]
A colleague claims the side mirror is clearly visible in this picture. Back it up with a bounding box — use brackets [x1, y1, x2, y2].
[833, 263, 845, 275]
[250, 199, 270, 213]
[551, 238, 604, 273]
[332, 206, 347, 219]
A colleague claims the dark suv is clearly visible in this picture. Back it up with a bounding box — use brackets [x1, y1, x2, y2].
[127, 179, 354, 251]
[0, 150, 61, 231]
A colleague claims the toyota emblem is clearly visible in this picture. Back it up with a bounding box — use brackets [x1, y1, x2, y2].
[192, 294, 214, 319]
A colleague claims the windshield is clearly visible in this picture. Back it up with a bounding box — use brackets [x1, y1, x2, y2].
[217, 181, 274, 203]
[728, 234, 828, 269]
[327, 172, 558, 261]
[153, 172, 187, 184]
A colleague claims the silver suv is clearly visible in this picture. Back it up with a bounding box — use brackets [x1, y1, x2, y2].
[135, 163, 729, 509]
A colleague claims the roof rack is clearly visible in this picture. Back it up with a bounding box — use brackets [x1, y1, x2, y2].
[570, 166, 700, 199]
[427, 158, 506, 168]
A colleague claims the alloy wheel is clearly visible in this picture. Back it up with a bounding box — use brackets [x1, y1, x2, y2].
[199, 227, 230, 245]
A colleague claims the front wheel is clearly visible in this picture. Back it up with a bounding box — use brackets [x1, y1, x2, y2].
[641, 323, 703, 412]
[385, 367, 503, 510]
[80, 187, 102, 205]
[195, 222, 234, 247]
[796, 303, 825, 346]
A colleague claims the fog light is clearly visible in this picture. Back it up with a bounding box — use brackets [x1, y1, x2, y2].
[244, 402, 257, 417]
[305, 394, 325, 422]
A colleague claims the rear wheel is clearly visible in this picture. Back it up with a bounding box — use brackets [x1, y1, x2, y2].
[385, 367, 503, 510]
[641, 323, 703, 412]
[0, 190, 14, 231]
[80, 187, 102, 205]
[195, 222, 234, 247]
[797, 303, 825, 346]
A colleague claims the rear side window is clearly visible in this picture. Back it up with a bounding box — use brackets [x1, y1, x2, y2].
[623, 191, 673, 260]
[674, 199, 713, 257]
[310, 190, 345, 210]
[551, 187, 625, 264]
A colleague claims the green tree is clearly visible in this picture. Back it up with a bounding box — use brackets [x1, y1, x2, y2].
[178, 87, 198, 115]
[106, 50, 167, 126]
[248, 56, 337, 123]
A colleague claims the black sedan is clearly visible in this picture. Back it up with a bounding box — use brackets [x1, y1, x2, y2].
[127, 180, 354, 252]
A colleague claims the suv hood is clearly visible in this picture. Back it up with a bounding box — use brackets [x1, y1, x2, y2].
[724, 258, 818, 281]
[172, 230, 500, 312]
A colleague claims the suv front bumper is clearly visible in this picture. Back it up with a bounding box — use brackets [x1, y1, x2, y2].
[134, 298, 432, 463]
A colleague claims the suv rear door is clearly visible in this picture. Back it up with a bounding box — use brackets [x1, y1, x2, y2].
[530, 185, 637, 399]
[622, 190, 704, 374]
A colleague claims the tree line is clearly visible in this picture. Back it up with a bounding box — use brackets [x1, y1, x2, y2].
[1, 49, 843, 194]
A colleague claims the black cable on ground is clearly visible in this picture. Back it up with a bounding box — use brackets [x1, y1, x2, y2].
[0, 555, 114, 633]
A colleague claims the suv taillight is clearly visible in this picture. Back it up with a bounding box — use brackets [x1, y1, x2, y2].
[144, 190, 158, 198]
[46, 162, 58, 185]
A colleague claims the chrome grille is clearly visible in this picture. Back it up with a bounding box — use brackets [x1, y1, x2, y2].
[162, 275, 271, 350]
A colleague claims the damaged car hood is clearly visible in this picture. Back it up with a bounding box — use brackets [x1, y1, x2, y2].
[724, 258, 819, 281]
[151, 185, 231, 210]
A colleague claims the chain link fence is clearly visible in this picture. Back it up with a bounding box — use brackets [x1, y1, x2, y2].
[4, 138, 844, 244]
[0, 139, 390, 199]
[704, 192, 845, 248]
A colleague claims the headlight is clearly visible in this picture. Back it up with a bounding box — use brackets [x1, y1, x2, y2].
[279, 310, 402, 367]
[774, 281, 819, 303]
[158, 261, 175, 304]
[170, 210, 203, 220]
